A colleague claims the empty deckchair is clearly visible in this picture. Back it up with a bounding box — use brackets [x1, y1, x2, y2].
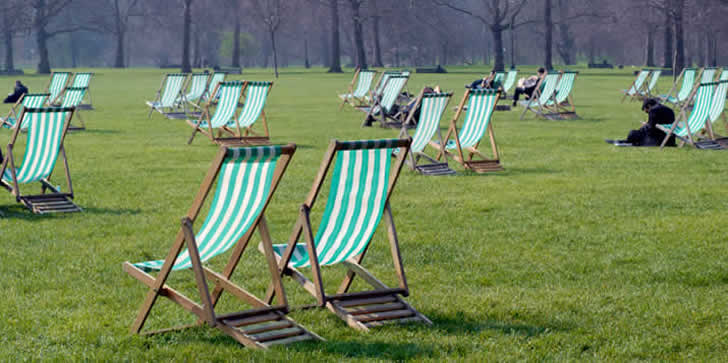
[694, 80, 728, 150]
[362, 75, 409, 128]
[59, 87, 88, 130]
[700, 67, 719, 83]
[0, 107, 81, 213]
[46, 71, 72, 105]
[228, 81, 274, 145]
[69, 72, 94, 109]
[0, 93, 49, 129]
[660, 67, 697, 107]
[433, 88, 503, 173]
[146, 73, 189, 119]
[502, 69, 518, 95]
[184, 72, 211, 114]
[202, 71, 227, 103]
[397, 91, 455, 175]
[265, 138, 432, 331]
[339, 68, 376, 109]
[369, 71, 402, 103]
[638, 69, 662, 100]
[657, 81, 714, 149]
[123, 144, 321, 349]
[720, 69, 728, 81]
[187, 81, 245, 145]
[519, 72, 560, 120]
[621, 69, 650, 103]
[542, 71, 579, 120]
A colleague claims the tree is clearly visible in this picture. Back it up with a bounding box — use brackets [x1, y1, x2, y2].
[31, 0, 79, 74]
[1, 1, 30, 71]
[85, 0, 140, 68]
[328, 0, 343, 72]
[181, 0, 193, 72]
[544, 0, 553, 69]
[251, 0, 288, 78]
[347, 0, 367, 69]
[370, 0, 383, 67]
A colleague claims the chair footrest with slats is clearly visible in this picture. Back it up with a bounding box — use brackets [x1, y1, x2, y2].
[695, 139, 728, 150]
[76, 104, 94, 110]
[495, 104, 511, 111]
[465, 160, 504, 173]
[216, 309, 320, 348]
[164, 112, 188, 120]
[215, 137, 271, 146]
[414, 163, 456, 176]
[543, 112, 580, 120]
[20, 194, 81, 214]
[329, 294, 429, 331]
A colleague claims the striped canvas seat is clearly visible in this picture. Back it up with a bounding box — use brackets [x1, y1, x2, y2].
[1, 93, 49, 129]
[624, 70, 649, 96]
[546, 71, 577, 105]
[445, 89, 498, 150]
[662, 68, 696, 104]
[408, 93, 450, 153]
[149, 74, 187, 108]
[185, 73, 209, 102]
[707, 80, 728, 124]
[203, 72, 227, 101]
[47, 72, 71, 103]
[71, 72, 93, 88]
[378, 76, 408, 114]
[639, 70, 662, 97]
[520, 74, 558, 109]
[701, 67, 718, 83]
[60, 87, 87, 108]
[720, 70, 728, 81]
[234, 81, 272, 128]
[658, 82, 714, 145]
[492, 71, 505, 87]
[342, 70, 376, 101]
[372, 71, 402, 98]
[503, 70, 518, 93]
[134, 146, 285, 272]
[195, 81, 243, 129]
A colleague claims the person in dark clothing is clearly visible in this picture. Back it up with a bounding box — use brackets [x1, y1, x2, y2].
[512, 67, 546, 106]
[468, 70, 503, 90]
[3, 80, 28, 104]
[606, 98, 677, 147]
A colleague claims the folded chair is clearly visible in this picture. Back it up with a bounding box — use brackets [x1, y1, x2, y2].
[694, 80, 728, 150]
[123, 144, 321, 349]
[59, 87, 89, 130]
[184, 73, 211, 116]
[362, 75, 409, 128]
[657, 81, 714, 149]
[70, 72, 94, 109]
[519, 72, 560, 120]
[46, 71, 72, 105]
[146, 73, 189, 119]
[264, 138, 432, 331]
[0, 93, 49, 129]
[397, 91, 455, 175]
[541, 71, 579, 120]
[187, 81, 244, 145]
[202, 71, 227, 103]
[638, 69, 662, 100]
[339, 68, 376, 109]
[433, 88, 503, 173]
[660, 67, 697, 107]
[621, 69, 650, 103]
[0, 107, 81, 213]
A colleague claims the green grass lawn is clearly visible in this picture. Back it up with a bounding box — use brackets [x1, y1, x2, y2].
[1, 65, 727, 361]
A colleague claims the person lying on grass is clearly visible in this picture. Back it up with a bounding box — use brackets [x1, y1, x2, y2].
[606, 98, 677, 147]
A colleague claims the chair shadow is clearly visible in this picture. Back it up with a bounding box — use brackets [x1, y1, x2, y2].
[0, 205, 141, 219]
[79, 129, 122, 135]
[425, 310, 567, 338]
[81, 207, 142, 216]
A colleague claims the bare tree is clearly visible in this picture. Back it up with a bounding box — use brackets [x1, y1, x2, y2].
[84, 0, 140, 68]
[181, 0, 193, 72]
[370, 0, 384, 67]
[328, 0, 343, 72]
[1, 1, 30, 71]
[31, 0, 79, 73]
[251, 0, 288, 78]
[347, 0, 367, 69]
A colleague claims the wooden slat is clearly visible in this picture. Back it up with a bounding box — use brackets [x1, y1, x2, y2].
[222, 313, 281, 327]
[354, 309, 415, 323]
[346, 302, 405, 316]
[336, 295, 397, 308]
[253, 327, 304, 343]
[241, 320, 293, 335]
[364, 316, 423, 328]
[261, 333, 315, 347]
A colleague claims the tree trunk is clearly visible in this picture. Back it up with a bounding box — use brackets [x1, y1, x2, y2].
[113, 0, 125, 68]
[510, 28, 516, 68]
[645, 27, 655, 67]
[270, 30, 279, 78]
[4, 29, 14, 70]
[556, 0, 573, 65]
[491, 26, 505, 71]
[304, 36, 310, 68]
[672, 0, 684, 72]
[36, 26, 51, 74]
[232, 15, 240, 67]
[320, 30, 329, 67]
[181, 0, 193, 73]
[544, 0, 553, 70]
[349, 0, 367, 69]
[662, 20, 673, 69]
[70, 33, 78, 68]
[328, 0, 342, 72]
[588, 36, 595, 64]
[370, 0, 383, 67]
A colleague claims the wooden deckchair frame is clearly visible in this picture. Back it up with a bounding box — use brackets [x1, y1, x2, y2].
[660, 67, 700, 108]
[187, 81, 245, 145]
[123, 144, 321, 349]
[60, 87, 88, 131]
[70, 72, 95, 110]
[147, 73, 190, 119]
[638, 69, 663, 100]
[542, 71, 580, 120]
[183, 72, 212, 112]
[657, 82, 708, 149]
[621, 69, 650, 103]
[362, 75, 410, 128]
[339, 67, 361, 110]
[0, 93, 50, 129]
[264, 139, 432, 331]
[433, 88, 503, 173]
[46, 71, 73, 105]
[0, 107, 80, 214]
[519, 71, 559, 120]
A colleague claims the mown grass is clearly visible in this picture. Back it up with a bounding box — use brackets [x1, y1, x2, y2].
[1, 65, 727, 361]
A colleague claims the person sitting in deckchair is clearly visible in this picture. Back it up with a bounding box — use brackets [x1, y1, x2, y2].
[606, 98, 677, 147]
[398, 86, 441, 126]
[512, 68, 545, 106]
[468, 70, 502, 90]
[3, 81, 28, 104]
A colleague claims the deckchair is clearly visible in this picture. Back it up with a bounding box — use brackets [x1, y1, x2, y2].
[69, 72, 94, 109]
[0, 107, 81, 213]
[202, 71, 227, 103]
[187, 81, 245, 145]
[720, 69, 728, 81]
[46, 71, 72, 105]
[657, 81, 714, 149]
[184, 72, 211, 115]
[660, 67, 697, 107]
[397, 91, 455, 175]
[369, 71, 403, 103]
[0, 93, 49, 129]
[123, 144, 321, 349]
[146, 73, 189, 119]
[362, 75, 409, 128]
[694, 80, 728, 150]
[59, 87, 88, 130]
[339, 68, 376, 109]
[541, 71, 579, 120]
[621, 69, 650, 103]
[228, 81, 274, 145]
[700, 67, 719, 83]
[502, 69, 518, 95]
[264, 138, 432, 331]
[433, 88, 503, 173]
[519, 72, 560, 120]
[637, 69, 662, 100]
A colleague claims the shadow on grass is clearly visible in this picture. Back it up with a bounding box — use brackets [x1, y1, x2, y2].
[79, 129, 122, 135]
[426, 311, 563, 338]
[284, 336, 434, 360]
[82, 207, 142, 216]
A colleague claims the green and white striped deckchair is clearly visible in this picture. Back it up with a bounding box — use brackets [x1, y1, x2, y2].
[697, 80, 728, 148]
[370, 71, 402, 101]
[266, 138, 432, 331]
[638, 70, 662, 99]
[1, 93, 49, 129]
[519, 72, 559, 120]
[433, 88, 503, 173]
[70, 72, 94, 109]
[230, 81, 273, 145]
[202, 71, 227, 102]
[123, 144, 321, 349]
[146, 73, 189, 119]
[363, 75, 409, 127]
[503, 69, 518, 94]
[59, 87, 88, 130]
[0, 107, 81, 213]
[657, 81, 714, 148]
[185, 73, 210, 107]
[701, 67, 719, 83]
[46, 71, 72, 105]
[542, 71, 579, 120]
[339, 69, 376, 109]
[187, 81, 244, 145]
[397, 90, 455, 175]
[660, 67, 697, 107]
[719, 69, 728, 81]
[621, 69, 650, 103]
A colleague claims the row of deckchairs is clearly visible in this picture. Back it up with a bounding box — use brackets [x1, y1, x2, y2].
[45, 71, 95, 109]
[1, 86, 89, 131]
[146, 71, 227, 119]
[123, 139, 431, 349]
[519, 70, 580, 120]
[621, 69, 663, 103]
